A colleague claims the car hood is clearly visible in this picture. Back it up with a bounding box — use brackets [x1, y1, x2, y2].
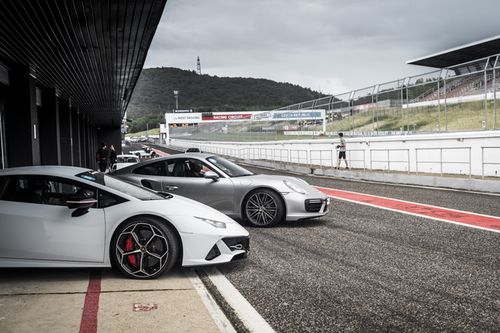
[237, 174, 326, 197]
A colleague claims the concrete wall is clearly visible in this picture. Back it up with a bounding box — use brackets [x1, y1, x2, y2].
[171, 131, 500, 178]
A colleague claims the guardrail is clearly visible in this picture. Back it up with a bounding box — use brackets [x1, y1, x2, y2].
[169, 141, 500, 179]
[415, 147, 471, 177]
[481, 146, 500, 178]
[370, 149, 410, 173]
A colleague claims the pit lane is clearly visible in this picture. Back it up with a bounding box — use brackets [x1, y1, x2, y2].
[154, 145, 500, 332]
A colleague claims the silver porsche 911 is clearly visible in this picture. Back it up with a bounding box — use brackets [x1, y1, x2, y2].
[112, 153, 330, 227]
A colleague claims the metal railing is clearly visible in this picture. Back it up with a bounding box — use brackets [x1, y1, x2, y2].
[346, 149, 366, 170]
[370, 149, 410, 173]
[169, 141, 498, 179]
[309, 149, 334, 167]
[481, 146, 500, 178]
[415, 147, 472, 177]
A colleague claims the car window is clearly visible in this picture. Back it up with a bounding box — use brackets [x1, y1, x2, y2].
[98, 189, 126, 208]
[76, 171, 166, 201]
[207, 156, 253, 177]
[0, 176, 96, 206]
[117, 156, 139, 163]
[170, 158, 212, 178]
[134, 161, 167, 176]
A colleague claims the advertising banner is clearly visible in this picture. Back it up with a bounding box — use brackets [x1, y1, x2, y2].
[165, 109, 325, 124]
[165, 113, 202, 124]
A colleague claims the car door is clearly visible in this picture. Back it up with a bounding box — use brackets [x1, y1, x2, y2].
[0, 175, 105, 263]
[161, 158, 235, 215]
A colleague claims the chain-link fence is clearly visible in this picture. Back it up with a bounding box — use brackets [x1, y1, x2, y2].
[169, 54, 500, 142]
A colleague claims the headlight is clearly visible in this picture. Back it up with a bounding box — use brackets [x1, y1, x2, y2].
[283, 180, 307, 194]
[194, 216, 227, 228]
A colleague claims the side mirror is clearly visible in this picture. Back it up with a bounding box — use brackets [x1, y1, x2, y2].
[66, 198, 97, 217]
[204, 171, 219, 181]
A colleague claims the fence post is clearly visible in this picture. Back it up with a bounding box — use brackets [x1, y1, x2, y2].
[481, 147, 484, 179]
[440, 148, 443, 175]
[407, 149, 410, 174]
[363, 150, 366, 170]
[469, 147, 472, 178]
[369, 150, 373, 170]
[415, 149, 419, 175]
[387, 149, 390, 172]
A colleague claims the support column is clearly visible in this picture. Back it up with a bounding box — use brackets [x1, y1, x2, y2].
[4, 65, 40, 166]
[71, 107, 80, 166]
[80, 114, 87, 168]
[39, 88, 61, 165]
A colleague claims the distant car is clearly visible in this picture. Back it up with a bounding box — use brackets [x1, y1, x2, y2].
[113, 154, 330, 227]
[129, 149, 155, 159]
[112, 154, 140, 171]
[0, 166, 249, 279]
[185, 147, 201, 153]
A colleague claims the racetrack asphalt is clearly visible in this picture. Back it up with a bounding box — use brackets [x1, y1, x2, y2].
[153, 145, 500, 332]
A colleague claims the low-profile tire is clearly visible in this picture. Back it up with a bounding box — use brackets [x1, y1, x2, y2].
[110, 216, 179, 279]
[243, 188, 285, 227]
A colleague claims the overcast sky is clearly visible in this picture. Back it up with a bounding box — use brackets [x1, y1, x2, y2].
[144, 0, 499, 95]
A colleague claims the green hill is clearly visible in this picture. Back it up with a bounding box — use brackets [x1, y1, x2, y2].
[126, 67, 325, 132]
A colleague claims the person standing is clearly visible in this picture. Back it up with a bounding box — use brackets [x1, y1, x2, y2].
[96, 142, 109, 172]
[335, 132, 349, 169]
[109, 144, 117, 171]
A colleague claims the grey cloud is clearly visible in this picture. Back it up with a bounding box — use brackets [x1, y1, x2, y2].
[145, 0, 500, 95]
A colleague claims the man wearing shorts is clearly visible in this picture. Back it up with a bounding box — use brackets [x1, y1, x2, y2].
[336, 132, 349, 169]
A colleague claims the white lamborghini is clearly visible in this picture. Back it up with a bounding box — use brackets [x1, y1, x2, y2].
[0, 166, 249, 279]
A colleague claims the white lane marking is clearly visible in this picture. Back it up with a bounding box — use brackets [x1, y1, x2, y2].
[185, 270, 236, 333]
[205, 267, 276, 333]
[326, 194, 500, 234]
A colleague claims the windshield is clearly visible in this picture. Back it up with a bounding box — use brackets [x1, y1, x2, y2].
[207, 156, 253, 177]
[77, 171, 165, 200]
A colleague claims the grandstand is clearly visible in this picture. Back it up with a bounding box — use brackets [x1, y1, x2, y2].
[277, 35, 500, 134]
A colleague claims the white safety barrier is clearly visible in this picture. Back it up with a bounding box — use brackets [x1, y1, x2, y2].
[170, 131, 500, 178]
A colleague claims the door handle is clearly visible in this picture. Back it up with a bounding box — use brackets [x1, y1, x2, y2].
[164, 185, 179, 191]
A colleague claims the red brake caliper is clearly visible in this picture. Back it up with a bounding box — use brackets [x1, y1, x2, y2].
[124, 235, 138, 267]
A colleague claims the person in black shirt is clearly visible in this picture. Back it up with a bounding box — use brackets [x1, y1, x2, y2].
[96, 142, 109, 172]
[109, 144, 117, 171]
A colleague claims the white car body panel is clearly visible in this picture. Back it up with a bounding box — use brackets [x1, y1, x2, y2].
[0, 201, 105, 262]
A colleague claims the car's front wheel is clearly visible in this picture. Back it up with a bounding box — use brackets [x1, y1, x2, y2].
[111, 216, 179, 279]
[243, 189, 285, 227]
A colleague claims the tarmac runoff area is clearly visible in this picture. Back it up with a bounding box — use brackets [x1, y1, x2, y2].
[0, 267, 238, 333]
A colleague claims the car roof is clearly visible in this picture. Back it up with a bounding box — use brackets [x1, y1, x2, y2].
[0, 165, 91, 177]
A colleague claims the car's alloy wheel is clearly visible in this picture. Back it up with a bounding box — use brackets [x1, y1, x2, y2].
[244, 189, 284, 227]
[111, 217, 178, 279]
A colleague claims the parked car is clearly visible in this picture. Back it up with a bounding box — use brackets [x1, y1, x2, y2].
[185, 147, 201, 153]
[113, 154, 330, 227]
[129, 149, 155, 159]
[112, 154, 140, 171]
[0, 166, 249, 278]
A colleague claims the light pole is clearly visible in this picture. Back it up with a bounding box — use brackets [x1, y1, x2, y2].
[173, 90, 179, 111]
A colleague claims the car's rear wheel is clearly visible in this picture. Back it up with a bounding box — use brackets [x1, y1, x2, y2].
[243, 189, 285, 227]
[111, 216, 179, 279]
